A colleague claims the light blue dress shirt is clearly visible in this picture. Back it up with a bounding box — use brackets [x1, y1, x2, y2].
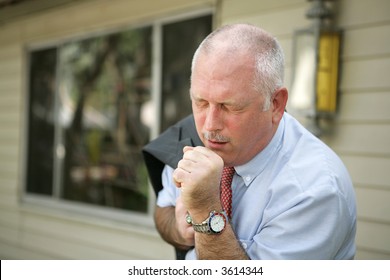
[157, 113, 356, 259]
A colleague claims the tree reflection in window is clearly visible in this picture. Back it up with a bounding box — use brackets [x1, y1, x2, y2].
[59, 29, 152, 212]
[28, 28, 152, 212]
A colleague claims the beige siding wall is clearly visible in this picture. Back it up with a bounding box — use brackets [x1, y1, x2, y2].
[0, 0, 216, 260]
[1, 0, 389, 260]
[329, 0, 390, 259]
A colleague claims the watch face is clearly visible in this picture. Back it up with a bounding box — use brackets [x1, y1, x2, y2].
[209, 212, 226, 233]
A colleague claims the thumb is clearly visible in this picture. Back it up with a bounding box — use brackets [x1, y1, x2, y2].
[172, 168, 182, 188]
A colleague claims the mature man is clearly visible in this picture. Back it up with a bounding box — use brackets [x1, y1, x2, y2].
[143, 23, 356, 259]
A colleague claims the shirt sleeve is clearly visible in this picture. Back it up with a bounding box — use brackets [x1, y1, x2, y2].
[156, 165, 180, 208]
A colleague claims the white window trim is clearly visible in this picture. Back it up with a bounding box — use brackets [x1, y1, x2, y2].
[20, 8, 213, 227]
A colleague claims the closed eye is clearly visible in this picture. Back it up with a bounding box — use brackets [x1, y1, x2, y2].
[222, 103, 246, 113]
[193, 98, 209, 109]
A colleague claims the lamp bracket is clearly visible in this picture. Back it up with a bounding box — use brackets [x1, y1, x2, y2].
[306, 0, 333, 20]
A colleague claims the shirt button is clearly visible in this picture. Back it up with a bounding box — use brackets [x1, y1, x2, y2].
[245, 176, 251, 182]
[241, 242, 248, 249]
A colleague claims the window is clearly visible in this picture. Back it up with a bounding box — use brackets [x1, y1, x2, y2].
[26, 14, 212, 214]
[161, 16, 212, 131]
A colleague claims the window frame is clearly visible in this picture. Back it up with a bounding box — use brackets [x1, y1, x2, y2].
[21, 8, 213, 226]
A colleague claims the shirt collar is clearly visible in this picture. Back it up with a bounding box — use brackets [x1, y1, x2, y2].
[234, 114, 285, 186]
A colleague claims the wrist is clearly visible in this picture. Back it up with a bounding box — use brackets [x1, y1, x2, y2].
[186, 210, 228, 235]
[186, 198, 222, 222]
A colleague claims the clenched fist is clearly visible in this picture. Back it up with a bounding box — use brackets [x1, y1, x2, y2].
[173, 146, 224, 219]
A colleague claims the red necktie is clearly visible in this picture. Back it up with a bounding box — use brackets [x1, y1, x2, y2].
[220, 167, 235, 219]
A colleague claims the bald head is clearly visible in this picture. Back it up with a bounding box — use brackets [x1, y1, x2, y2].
[191, 24, 285, 110]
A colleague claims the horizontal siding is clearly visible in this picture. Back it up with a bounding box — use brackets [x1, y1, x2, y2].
[20, 212, 172, 259]
[0, 85, 22, 106]
[338, 91, 390, 123]
[2, 0, 214, 46]
[20, 230, 138, 259]
[324, 124, 390, 156]
[0, 89, 20, 106]
[0, 208, 20, 229]
[342, 25, 390, 59]
[0, 191, 19, 209]
[335, 0, 390, 260]
[0, 162, 19, 181]
[221, 0, 304, 17]
[338, 0, 390, 28]
[340, 57, 390, 91]
[19, 228, 163, 259]
[0, 46, 22, 183]
[222, 5, 309, 37]
[0, 178, 18, 193]
[0, 241, 57, 260]
[342, 155, 390, 189]
[0, 144, 19, 160]
[0, 115, 21, 132]
[0, 76, 22, 90]
[0, 44, 21, 58]
[0, 126, 20, 142]
[0, 206, 175, 259]
[0, 60, 21, 77]
[355, 187, 390, 223]
[0, 226, 20, 249]
[355, 249, 390, 260]
[356, 220, 390, 257]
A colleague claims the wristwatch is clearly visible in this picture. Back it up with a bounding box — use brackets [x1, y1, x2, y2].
[186, 211, 228, 234]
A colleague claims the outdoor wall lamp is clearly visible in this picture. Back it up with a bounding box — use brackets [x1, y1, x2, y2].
[289, 0, 341, 135]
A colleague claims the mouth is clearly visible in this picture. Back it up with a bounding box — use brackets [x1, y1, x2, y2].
[202, 131, 230, 150]
[206, 139, 229, 150]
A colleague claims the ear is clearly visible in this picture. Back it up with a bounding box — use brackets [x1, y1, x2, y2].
[271, 87, 288, 124]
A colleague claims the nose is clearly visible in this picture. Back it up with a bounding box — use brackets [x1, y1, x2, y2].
[204, 105, 223, 131]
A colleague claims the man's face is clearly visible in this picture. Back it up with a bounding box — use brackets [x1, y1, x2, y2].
[190, 51, 278, 166]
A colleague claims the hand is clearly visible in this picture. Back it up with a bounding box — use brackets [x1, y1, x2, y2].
[173, 146, 224, 218]
[175, 196, 195, 247]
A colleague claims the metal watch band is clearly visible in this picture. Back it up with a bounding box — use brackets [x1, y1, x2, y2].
[186, 210, 228, 235]
[192, 221, 212, 234]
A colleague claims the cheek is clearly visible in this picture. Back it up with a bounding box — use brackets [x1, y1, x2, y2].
[193, 112, 206, 139]
[229, 115, 270, 145]
[225, 118, 253, 144]
[192, 104, 205, 123]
